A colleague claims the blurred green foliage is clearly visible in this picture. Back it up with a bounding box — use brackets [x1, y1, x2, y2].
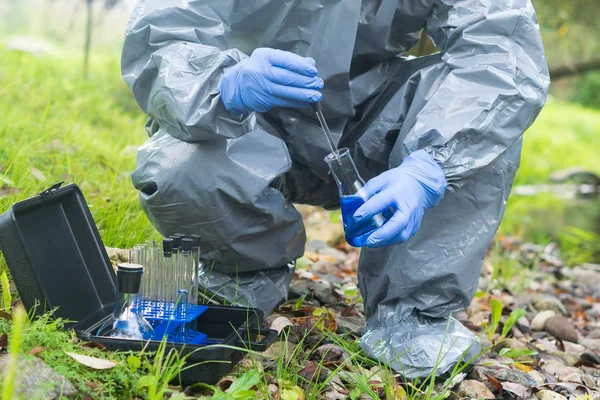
[573, 72, 600, 109]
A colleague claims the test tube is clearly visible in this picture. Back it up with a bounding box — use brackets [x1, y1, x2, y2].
[190, 234, 201, 305]
[170, 236, 182, 303]
[140, 243, 149, 302]
[161, 238, 174, 316]
[142, 241, 154, 312]
[175, 289, 188, 341]
[152, 244, 161, 312]
[181, 238, 194, 304]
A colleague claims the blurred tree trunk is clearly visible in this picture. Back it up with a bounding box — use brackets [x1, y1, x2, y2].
[550, 60, 600, 80]
[83, 0, 94, 77]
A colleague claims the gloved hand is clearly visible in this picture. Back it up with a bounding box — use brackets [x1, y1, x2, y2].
[220, 47, 324, 114]
[354, 150, 447, 248]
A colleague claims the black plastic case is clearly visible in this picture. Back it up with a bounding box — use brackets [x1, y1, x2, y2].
[0, 183, 276, 384]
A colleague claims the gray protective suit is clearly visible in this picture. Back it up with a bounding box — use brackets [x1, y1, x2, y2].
[123, 0, 549, 378]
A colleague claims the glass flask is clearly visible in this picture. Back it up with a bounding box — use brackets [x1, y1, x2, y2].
[97, 263, 154, 340]
[325, 148, 393, 247]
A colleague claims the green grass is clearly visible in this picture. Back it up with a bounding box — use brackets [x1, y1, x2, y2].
[0, 47, 155, 254]
[498, 101, 600, 252]
[0, 310, 149, 399]
[513, 101, 600, 184]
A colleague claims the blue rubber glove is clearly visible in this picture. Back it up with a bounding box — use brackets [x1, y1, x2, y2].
[354, 150, 447, 248]
[220, 48, 324, 114]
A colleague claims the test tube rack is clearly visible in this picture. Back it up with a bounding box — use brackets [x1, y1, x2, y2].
[136, 300, 209, 344]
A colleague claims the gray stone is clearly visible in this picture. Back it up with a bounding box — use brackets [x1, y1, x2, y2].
[453, 311, 469, 322]
[0, 354, 77, 399]
[537, 390, 568, 400]
[579, 337, 600, 351]
[532, 310, 557, 331]
[471, 367, 538, 388]
[582, 263, 600, 272]
[581, 352, 600, 365]
[311, 259, 339, 275]
[562, 341, 585, 354]
[311, 280, 337, 305]
[291, 278, 337, 305]
[561, 372, 583, 384]
[478, 277, 489, 291]
[571, 267, 600, 287]
[518, 316, 531, 329]
[317, 247, 347, 263]
[528, 370, 546, 384]
[588, 305, 600, 319]
[319, 274, 343, 286]
[582, 374, 597, 388]
[502, 382, 531, 398]
[455, 380, 495, 399]
[336, 315, 365, 337]
[541, 359, 582, 380]
[305, 239, 329, 253]
[289, 280, 311, 298]
[544, 316, 579, 343]
[533, 295, 568, 316]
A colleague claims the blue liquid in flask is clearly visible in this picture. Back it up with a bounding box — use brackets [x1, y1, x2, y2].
[340, 195, 393, 247]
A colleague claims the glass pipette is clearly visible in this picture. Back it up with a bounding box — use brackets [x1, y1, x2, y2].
[311, 102, 340, 163]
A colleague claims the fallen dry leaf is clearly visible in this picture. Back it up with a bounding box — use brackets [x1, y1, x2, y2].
[270, 316, 294, 335]
[30, 168, 47, 182]
[29, 346, 45, 356]
[82, 341, 106, 351]
[514, 363, 533, 373]
[268, 383, 278, 394]
[65, 351, 117, 370]
[501, 382, 531, 398]
[216, 375, 235, 392]
[484, 373, 503, 396]
[298, 361, 319, 381]
[341, 304, 356, 317]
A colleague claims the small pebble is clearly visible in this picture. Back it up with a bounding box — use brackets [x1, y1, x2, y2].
[571, 267, 600, 287]
[582, 374, 597, 388]
[544, 315, 579, 343]
[562, 341, 585, 354]
[532, 310, 556, 331]
[518, 316, 531, 329]
[561, 372, 583, 383]
[581, 352, 600, 365]
[541, 359, 582, 380]
[455, 380, 495, 399]
[317, 247, 347, 263]
[311, 259, 339, 275]
[305, 239, 328, 253]
[533, 294, 568, 316]
[528, 370, 546, 384]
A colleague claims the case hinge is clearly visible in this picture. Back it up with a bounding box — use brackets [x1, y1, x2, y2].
[39, 181, 65, 198]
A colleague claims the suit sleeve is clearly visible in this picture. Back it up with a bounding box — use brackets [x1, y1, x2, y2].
[121, 0, 255, 142]
[391, 0, 550, 188]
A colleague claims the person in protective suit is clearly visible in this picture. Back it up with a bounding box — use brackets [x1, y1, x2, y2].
[123, 0, 549, 378]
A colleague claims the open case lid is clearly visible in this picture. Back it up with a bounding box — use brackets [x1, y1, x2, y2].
[0, 182, 116, 328]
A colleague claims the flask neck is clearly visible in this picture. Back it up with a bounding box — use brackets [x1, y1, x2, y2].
[324, 148, 366, 197]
